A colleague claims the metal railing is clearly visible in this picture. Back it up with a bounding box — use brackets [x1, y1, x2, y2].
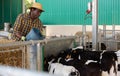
[99, 27, 120, 51]
[0, 36, 75, 71]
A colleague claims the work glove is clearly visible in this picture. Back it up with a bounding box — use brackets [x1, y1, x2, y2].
[21, 36, 26, 41]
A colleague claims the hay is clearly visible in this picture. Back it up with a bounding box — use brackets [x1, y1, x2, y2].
[0, 38, 17, 50]
[0, 38, 15, 44]
[0, 38, 27, 68]
[75, 31, 92, 39]
[0, 49, 22, 68]
[75, 31, 82, 37]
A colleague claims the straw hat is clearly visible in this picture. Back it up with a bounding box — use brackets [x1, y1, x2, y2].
[30, 2, 44, 12]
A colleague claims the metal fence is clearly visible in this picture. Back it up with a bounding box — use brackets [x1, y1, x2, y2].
[99, 26, 120, 51]
[0, 36, 75, 71]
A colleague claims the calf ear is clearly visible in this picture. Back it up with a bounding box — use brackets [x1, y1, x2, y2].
[48, 59, 55, 65]
[66, 55, 71, 59]
[48, 64, 51, 72]
[73, 50, 77, 53]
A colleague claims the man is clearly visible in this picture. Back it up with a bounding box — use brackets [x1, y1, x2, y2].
[12, 2, 44, 41]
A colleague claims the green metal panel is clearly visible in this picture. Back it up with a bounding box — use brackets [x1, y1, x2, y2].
[99, 0, 120, 25]
[36, 0, 120, 25]
[11, 0, 22, 25]
[4, 0, 10, 22]
[113, 0, 120, 25]
[0, 0, 3, 29]
[0, 0, 22, 30]
[36, 0, 91, 25]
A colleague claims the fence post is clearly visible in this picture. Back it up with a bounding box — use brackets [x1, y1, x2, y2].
[27, 44, 37, 71]
[37, 43, 44, 71]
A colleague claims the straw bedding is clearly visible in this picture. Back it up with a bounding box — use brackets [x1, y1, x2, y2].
[0, 38, 27, 68]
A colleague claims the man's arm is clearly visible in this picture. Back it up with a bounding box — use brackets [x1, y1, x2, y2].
[13, 14, 23, 38]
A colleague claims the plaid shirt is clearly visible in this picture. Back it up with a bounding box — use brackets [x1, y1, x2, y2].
[12, 13, 43, 41]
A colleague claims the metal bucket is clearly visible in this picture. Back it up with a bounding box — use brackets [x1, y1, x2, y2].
[4, 22, 10, 32]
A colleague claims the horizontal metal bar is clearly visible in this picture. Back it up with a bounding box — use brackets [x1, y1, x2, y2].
[102, 40, 120, 43]
[100, 30, 120, 31]
[0, 36, 75, 48]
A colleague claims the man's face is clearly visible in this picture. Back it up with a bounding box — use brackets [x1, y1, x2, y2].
[31, 8, 42, 19]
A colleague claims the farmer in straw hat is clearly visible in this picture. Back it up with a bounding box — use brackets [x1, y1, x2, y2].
[12, 2, 45, 41]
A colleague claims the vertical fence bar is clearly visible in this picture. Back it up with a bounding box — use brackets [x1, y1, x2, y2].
[27, 44, 37, 71]
[82, 25, 86, 50]
[22, 46, 26, 68]
[112, 24, 116, 50]
[98, 29, 101, 51]
[112, 24, 115, 39]
[92, 0, 98, 51]
[37, 43, 41, 71]
[37, 43, 44, 71]
[103, 25, 106, 40]
[103, 25, 106, 49]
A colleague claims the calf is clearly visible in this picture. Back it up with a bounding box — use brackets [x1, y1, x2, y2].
[84, 60, 101, 76]
[48, 62, 80, 76]
[67, 49, 102, 61]
[44, 55, 56, 71]
[64, 58, 101, 76]
[100, 51, 118, 76]
[65, 49, 118, 76]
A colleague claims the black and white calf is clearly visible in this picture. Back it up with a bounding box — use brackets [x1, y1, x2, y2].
[61, 58, 101, 76]
[44, 46, 118, 76]
[100, 51, 118, 76]
[48, 62, 80, 76]
[64, 48, 118, 76]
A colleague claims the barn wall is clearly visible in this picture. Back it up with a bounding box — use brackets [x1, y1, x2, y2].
[0, 0, 22, 29]
[45, 25, 120, 36]
[36, 0, 120, 25]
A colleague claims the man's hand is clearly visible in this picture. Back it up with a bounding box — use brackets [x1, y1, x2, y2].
[15, 31, 22, 38]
